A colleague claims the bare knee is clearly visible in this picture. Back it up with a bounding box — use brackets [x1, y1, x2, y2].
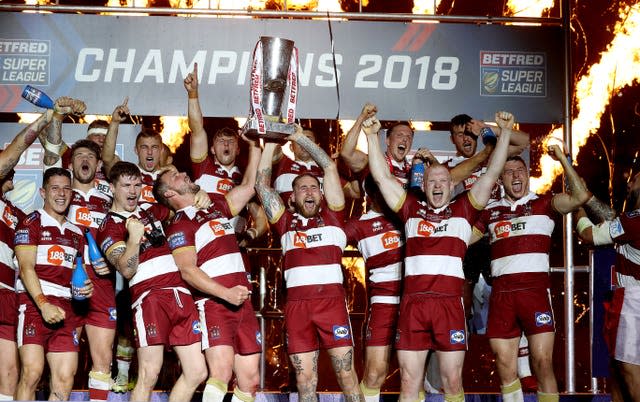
[137, 364, 161, 390]
[18, 364, 43, 389]
[363, 362, 388, 388]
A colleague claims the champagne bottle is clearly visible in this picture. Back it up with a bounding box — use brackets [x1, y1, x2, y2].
[71, 256, 88, 300]
[84, 228, 102, 267]
[21, 85, 55, 109]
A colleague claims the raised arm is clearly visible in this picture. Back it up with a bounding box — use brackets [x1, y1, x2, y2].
[288, 127, 344, 210]
[255, 142, 286, 224]
[467, 117, 530, 156]
[470, 111, 513, 208]
[104, 217, 143, 280]
[449, 143, 494, 186]
[363, 117, 406, 212]
[548, 144, 592, 214]
[102, 98, 129, 175]
[184, 63, 208, 162]
[171, 247, 249, 306]
[226, 135, 262, 215]
[340, 103, 377, 173]
[41, 97, 86, 167]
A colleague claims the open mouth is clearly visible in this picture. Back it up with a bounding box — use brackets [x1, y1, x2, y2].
[397, 144, 406, 152]
[81, 163, 90, 174]
[512, 180, 523, 193]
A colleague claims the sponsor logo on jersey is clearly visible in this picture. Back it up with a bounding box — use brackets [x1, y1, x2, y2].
[108, 307, 117, 321]
[209, 220, 231, 237]
[72, 329, 79, 346]
[256, 330, 262, 345]
[293, 231, 324, 248]
[100, 237, 114, 252]
[140, 185, 155, 203]
[372, 221, 383, 232]
[535, 312, 553, 327]
[192, 320, 201, 334]
[47, 245, 72, 265]
[449, 329, 466, 344]
[75, 206, 93, 227]
[168, 232, 188, 250]
[15, 229, 29, 245]
[216, 178, 234, 195]
[2, 206, 16, 229]
[417, 220, 448, 237]
[381, 232, 401, 249]
[41, 230, 52, 241]
[610, 218, 625, 238]
[333, 325, 351, 340]
[494, 220, 527, 238]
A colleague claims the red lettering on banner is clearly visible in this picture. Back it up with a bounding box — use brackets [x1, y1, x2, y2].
[47, 245, 66, 266]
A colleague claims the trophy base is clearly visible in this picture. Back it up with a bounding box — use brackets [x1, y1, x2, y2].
[243, 119, 297, 143]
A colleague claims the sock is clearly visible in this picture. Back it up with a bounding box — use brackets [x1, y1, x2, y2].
[202, 378, 228, 402]
[537, 391, 560, 402]
[115, 344, 134, 378]
[359, 381, 380, 402]
[500, 379, 524, 402]
[415, 390, 425, 402]
[88, 371, 112, 401]
[0, 393, 12, 400]
[444, 391, 464, 402]
[517, 334, 532, 377]
[231, 388, 255, 402]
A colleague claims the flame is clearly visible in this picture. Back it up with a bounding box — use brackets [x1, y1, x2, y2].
[17, 113, 40, 123]
[338, 119, 369, 153]
[159, 116, 189, 153]
[412, 0, 443, 15]
[531, 3, 640, 192]
[412, 121, 432, 131]
[82, 115, 111, 124]
[102, 0, 150, 15]
[505, 0, 554, 17]
[342, 251, 366, 288]
[23, 0, 52, 12]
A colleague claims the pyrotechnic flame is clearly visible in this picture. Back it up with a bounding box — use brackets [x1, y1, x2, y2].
[339, 119, 369, 153]
[412, 0, 442, 15]
[413, 121, 432, 131]
[159, 116, 189, 153]
[82, 115, 111, 124]
[505, 0, 554, 17]
[531, 3, 640, 192]
[23, 0, 52, 13]
[102, 0, 150, 15]
[342, 251, 366, 290]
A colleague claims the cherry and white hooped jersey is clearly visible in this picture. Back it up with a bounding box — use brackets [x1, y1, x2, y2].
[474, 191, 556, 290]
[0, 197, 25, 291]
[604, 208, 640, 289]
[138, 168, 160, 209]
[273, 207, 346, 300]
[192, 156, 242, 196]
[166, 200, 249, 300]
[273, 156, 324, 201]
[344, 210, 403, 303]
[97, 204, 184, 302]
[397, 191, 481, 296]
[14, 209, 85, 299]
[67, 188, 112, 237]
[447, 155, 501, 202]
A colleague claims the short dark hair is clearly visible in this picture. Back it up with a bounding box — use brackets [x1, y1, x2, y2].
[87, 119, 109, 132]
[292, 173, 320, 190]
[135, 129, 162, 147]
[108, 161, 141, 184]
[70, 139, 101, 160]
[152, 169, 173, 208]
[449, 114, 473, 135]
[385, 121, 414, 138]
[505, 155, 527, 166]
[43, 167, 71, 187]
[212, 127, 238, 141]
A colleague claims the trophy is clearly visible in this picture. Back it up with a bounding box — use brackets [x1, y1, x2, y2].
[243, 36, 299, 141]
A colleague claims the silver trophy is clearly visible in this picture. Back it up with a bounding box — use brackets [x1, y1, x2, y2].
[243, 36, 299, 142]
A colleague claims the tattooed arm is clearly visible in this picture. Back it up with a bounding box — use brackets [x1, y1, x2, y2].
[40, 97, 86, 167]
[255, 142, 285, 224]
[104, 217, 144, 280]
[288, 127, 345, 211]
[0, 110, 53, 179]
[583, 195, 616, 223]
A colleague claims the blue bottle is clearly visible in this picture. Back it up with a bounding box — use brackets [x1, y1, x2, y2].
[480, 127, 497, 146]
[21, 85, 55, 109]
[410, 160, 425, 190]
[84, 228, 102, 266]
[71, 256, 88, 301]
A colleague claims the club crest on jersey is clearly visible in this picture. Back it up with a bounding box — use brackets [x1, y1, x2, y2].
[535, 312, 553, 327]
[333, 325, 351, 340]
[146, 323, 157, 337]
[25, 323, 36, 337]
[449, 329, 466, 344]
[210, 325, 221, 339]
[192, 320, 201, 334]
[108, 307, 117, 321]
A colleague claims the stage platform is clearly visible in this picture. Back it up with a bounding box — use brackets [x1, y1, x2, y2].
[62, 391, 613, 401]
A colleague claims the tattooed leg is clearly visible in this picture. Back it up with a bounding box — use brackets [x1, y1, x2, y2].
[290, 351, 319, 402]
[328, 347, 363, 401]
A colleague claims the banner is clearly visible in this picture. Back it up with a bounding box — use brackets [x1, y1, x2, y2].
[0, 12, 563, 123]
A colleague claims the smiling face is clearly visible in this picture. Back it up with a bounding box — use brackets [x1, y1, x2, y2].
[290, 174, 322, 218]
[450, 124, 477, 158]
[111, 174, 142, 213]
[40, 174, 72, 218]
[70, 146, 101, 185]
[424, 164, 454, 209]
[135, 136, 162, 173]
[501, 158, 530, 202]
[385, 124, 414, 163]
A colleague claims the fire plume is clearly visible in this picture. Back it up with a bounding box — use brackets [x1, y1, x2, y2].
[159, 116, 189, 153]
[531, 3, 640, 192]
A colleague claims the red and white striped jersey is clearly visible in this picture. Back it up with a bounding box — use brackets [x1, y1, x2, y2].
[0, 197, 25, 291]
[606, 209, 640, 289]
[138, 168, 160, 209]
[166, 199, 250, 301]
[273, 156, 324, 201]
[192, 156, 242, 197]
[14, 209, 85, 299]
[273, 208, 346, 300]
[344, 210, 403, 303]
[397, 191, 481, 296]
[474, 191, 555, 291]
[97, 204, 184, 303]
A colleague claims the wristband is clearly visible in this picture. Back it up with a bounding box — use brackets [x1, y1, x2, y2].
[188, 91, 199, 99]
[43, 139, 62, 155]
[576, 216, 593, 235]
[34, 293, 49, 309]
